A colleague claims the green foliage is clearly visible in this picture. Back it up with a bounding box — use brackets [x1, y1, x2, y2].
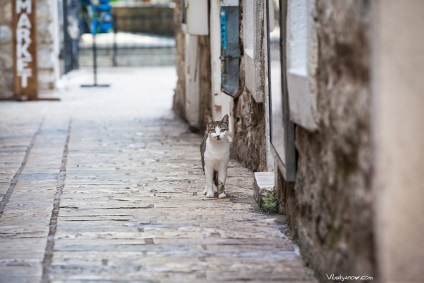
[260, 191, 279, 214]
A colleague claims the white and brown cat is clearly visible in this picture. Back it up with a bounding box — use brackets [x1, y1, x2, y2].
[200, 114, 230, 198]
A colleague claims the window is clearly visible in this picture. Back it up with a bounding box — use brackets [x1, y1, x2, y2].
[267, 0, 296, 181]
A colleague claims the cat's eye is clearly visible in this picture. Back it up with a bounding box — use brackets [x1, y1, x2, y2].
[209, 129, 216, 133]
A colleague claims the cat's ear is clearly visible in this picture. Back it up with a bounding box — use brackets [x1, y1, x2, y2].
[221, 114, 229, 124]
[205, 115, 213, 125]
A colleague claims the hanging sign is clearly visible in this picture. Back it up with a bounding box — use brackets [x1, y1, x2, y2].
[13, 0, 38, 100]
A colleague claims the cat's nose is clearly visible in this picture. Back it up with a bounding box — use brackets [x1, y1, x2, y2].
[216, 136, 221, 140]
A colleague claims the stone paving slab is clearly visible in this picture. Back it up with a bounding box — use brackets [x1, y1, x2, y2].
[0, 67, 317, 283]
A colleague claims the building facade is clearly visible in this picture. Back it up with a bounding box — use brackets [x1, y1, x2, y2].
[0, 0, 15, 98]
[0, 0, 67, 99]
[173, 0, 424, 282]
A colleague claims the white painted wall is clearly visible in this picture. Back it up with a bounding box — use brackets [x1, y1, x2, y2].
[372, 1, 424, 282]
[286, 0, 318, 131]
[186, 0, 208, 35]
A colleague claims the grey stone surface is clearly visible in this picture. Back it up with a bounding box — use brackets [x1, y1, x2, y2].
[277, 0, 375, 280]
[0, 67, 318, 282]
[0, 25, 12, 43]
[233, 82, 268, 172]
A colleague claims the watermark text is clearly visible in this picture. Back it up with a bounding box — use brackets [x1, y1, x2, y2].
[326, 274, 373, 281]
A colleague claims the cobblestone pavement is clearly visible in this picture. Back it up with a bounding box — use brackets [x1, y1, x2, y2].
[0, 68, 317, 283]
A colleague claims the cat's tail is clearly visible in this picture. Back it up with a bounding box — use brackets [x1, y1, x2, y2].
[213, 171, 218, 187]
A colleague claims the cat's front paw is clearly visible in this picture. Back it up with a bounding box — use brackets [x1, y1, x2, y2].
[206, 192, 214, 198]
[218, 193, 226, 199]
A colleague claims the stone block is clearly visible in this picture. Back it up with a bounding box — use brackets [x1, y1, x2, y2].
[1, 2, 12, 22]
[0, 26, 12, 44]
[0, 53, 13, 69]
[253, 172, 278, 213]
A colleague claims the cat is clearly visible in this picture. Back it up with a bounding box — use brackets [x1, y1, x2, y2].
[200, 114, 230, 198]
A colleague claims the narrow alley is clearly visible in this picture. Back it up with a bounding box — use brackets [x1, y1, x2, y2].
[0, 67, 317, 282]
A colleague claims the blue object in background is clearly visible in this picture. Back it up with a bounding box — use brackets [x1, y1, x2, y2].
[220, 6, 240, 98]
[220, 9, 227, 50]
[92, 4, 112, 12]
[90, 18, 98, 35]
[88, 0, 113, 34]
[99, 21, 113, 33]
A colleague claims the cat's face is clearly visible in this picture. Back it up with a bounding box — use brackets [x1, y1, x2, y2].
[205, 115, 229, 141]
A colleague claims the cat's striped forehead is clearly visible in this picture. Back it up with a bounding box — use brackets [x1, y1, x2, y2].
[207, 121, 228, 131]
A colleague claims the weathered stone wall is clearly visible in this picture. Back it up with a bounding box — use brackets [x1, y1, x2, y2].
[232, 0, 268, 172]
[233, 91, 267, 168]
[232, 81, 268, 171]
[172, 0, 211, 132]
[37, 0, 58, 92]
[278, 0, 374, 280]
[0, 0, 14, 98]
[172, 0, 186, 119]
[197, 35, 212, 131]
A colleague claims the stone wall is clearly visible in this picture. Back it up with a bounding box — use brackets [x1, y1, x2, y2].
[277, 0, 375, 280]
[197, 35, 212, 131]
[232, 73, 268, 171]
[232, 0, 268, 172]
[37, 0, 58, 92]
[172, 0, 186, 119]
[0, 0, 13, 99]
[172, 0, 211, 132]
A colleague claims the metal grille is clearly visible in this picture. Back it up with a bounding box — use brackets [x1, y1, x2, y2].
[78, 12, 176, 67]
